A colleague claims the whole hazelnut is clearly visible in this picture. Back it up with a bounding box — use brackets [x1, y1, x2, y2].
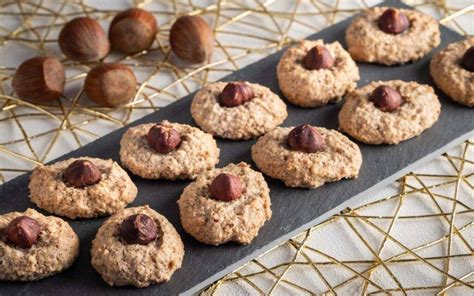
[378, 8, 409, 35]
[109, 8, 158, 54]
[147, 124, 182, 154]
[218, 82, 254, 107]
[63, 159, 102, 188]
[169, 15, 214, 63]
[303, 45, 334, 70]
[84, 63, 137, 107]
[461, 46, 474, 72]
[119, 214, 158, 245]
[5, 216, 41, 249]
[58, 17, 110, 62]
[12, 56, 65, 104]
[370, 85, 402, 112]
[287, 124, 324, 153]
[209, 173, 243, 202]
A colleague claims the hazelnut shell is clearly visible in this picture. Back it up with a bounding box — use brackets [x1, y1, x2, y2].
[12, 56, 65, 103]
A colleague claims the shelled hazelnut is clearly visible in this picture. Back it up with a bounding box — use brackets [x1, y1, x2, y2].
[58, 17, 110, 62]
[287, 125, 325, 153]
[370, 85, 402, 112]
[378, 8, 409, 35]
[303, 45, 334, 70]
[12, 56, 65, 103]
[109, 8, 158, 54]
[119, 214, 158, 245]
[63, 159, 102, 188]
[209, 173, 243, 202]
[461, 46, 474, 72]
[218, 82, 254, 107]
[5, 216, 41, 249]
[84, 63, 137, 107]
[147, 124, 181, 154]
[169, 15, 214, 63]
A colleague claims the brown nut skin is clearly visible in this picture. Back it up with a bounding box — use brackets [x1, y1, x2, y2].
[63, 159, 102, 188]
[169, 15, 214, 63]
[462, 46, 474, 72]
[287, 124, 325, 153]
[378, 8, 409, 35]
[84, 63, 137, 107]
[58, 17, 110, 62]
[218, 82, 254, 107]
[370, 85, 402, 112]
[147, 124, 182, 154]
[5, 216, 41, 249]
[12, 56, 65, 104]
[109, 8, 158, 54]
[119, 214, 158, 245]
[209, 173, 243, 202]
[303, 45, 334, 70]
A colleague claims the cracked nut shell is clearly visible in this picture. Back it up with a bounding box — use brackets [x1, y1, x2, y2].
[84, 63, 137, 107]
[303, 45, 334, 70]
[147, 124, 182, 154]
[119, 214, 158, 245]
[109, 8, 158, 54]
[218, 82, 254, 107]
[63, 159, 102, 188]
[58, 17, 110, 62]
[378, 8, 409, 35]
[169, 15, 214, 63]
[12, 56, 65, 104]
[5, 216, 41, 249]
[287, 124, 325, 153]
[370, 85, 402, 112]
[209, 173, 243, 202]
[462, 46, 474, 72]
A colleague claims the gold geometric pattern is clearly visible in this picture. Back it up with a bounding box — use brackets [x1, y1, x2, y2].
[202, 140, 474, 295]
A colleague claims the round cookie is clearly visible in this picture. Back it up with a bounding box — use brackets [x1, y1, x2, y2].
[29, 157, 137, 219]
[339, 80, 441, 145]
[120, 120, 220, 179]
[191, 82, 287, 140]
[251, 126, 362, 188]
[0, 208, 79, 281]
[277, 39, 360, 107]
[345, 7, 440, 65]
[91, 205, 184, 287]
[430, 38, 474, 107]
[177, 162, 272, 245]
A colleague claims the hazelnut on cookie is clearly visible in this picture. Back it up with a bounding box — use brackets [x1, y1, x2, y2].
[91, 205, 184, 287]
[252, 125, 362, 188]
[0, 208, 79, 281]
[29, 157, 137, 219]
[345, 7, 440, 65]
[277, 39, 360, 107]
[191, 81, 288, 139]
[177, 162, 272, 245]
[430, 38, 474, 107]
[339, 80, 441, 145]
[120, 120, 219, 179]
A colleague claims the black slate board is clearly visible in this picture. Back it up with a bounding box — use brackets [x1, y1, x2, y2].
[1, 1, 473, 295]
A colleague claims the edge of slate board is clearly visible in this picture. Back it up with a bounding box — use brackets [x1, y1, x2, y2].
[1, 1, 473, 295]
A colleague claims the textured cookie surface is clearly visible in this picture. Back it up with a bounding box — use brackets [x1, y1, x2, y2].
[29, 157, 137, 219]
[277, 39, 360, 107]
[345, 7, 440, 65]
[91, 205, 184, 288]
[339, 80, 441, 145]
[251, 127, 362, 188]
[430, 38, 474, 107]
[178, 162, 272, 245]
[0, 208, 79, 281]
[191, 82, 287, 139]
[120, 121, 220, 179]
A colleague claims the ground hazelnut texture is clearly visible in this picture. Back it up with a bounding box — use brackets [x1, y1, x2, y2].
[29, 157, 137, 219]
[339, 80, 441, 145]
[120, 121, 220, 179]
[91, 206, 184, 287]
[430, 38, 474, 107]
[178, 162, 272, 245]
[252, 126, 362, 188]
[345, 7, 440, 65]
[191, 82, 287, 139]
[0, 208, 79, 281]
[277, 39, 359, 107]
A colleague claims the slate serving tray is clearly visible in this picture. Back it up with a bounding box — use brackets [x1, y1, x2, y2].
[1, 1, 473, 295]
